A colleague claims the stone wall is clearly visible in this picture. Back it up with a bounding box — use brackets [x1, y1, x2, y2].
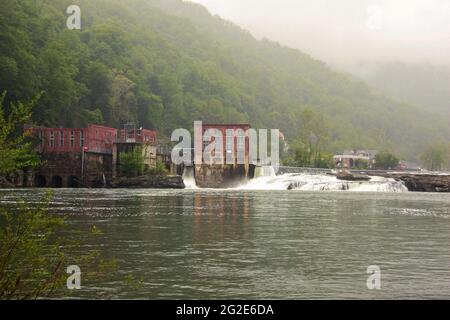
[33, 152, 113, 188]
[194, 164, 249, 188]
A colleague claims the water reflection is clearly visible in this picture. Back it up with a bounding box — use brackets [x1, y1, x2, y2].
[1, 189, 450, 299]
[192, 192, 250, 243]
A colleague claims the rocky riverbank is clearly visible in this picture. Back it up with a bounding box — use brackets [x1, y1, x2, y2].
[338, 171, 450, 192]
[111, 175, 185, 189]
[372, 173, 450, 192]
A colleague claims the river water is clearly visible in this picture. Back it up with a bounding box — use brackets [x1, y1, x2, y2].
[1, 186, 450, 299]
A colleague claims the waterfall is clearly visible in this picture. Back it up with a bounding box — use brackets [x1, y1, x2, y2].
[237, 173, 408, 192]
[254, 166, 276, 178]
[182, 166, 198, 189]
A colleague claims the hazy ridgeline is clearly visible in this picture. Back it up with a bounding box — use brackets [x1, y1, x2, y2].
[1, 0, 449, 162]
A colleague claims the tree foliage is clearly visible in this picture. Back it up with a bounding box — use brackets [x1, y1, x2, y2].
[147, 160, 168, 176]
[119, 147, 145, 177]
[0, 193, 117, 299]
[420, 143, 450, 171]
[375, 152, 400, 170]
[0, 92, 40, 176]
[0, 0, 449, 163]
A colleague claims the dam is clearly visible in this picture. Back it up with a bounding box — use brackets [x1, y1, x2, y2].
[182, 165, 450, 193]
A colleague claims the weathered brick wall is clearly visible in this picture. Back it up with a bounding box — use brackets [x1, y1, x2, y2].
[33, 152, 112, 188]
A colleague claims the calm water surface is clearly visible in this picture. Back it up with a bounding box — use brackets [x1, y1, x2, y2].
[1, 188, 450, 299]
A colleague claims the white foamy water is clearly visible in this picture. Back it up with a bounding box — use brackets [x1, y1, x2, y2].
[182, 167, 198, 189]
[237, 173, 408, 192]
[254, 166, 276, 178]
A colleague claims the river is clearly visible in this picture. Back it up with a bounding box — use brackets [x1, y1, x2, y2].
[1, 185, 450, 299]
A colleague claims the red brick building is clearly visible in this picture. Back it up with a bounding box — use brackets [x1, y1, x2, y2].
[194, 123, 252, 188]
[26, 123, 158, 188]
[113, 125, 159, 178]
[31, 124, 117, 154]
[119, 127, 157, 144]
[201, 123, 250, 165]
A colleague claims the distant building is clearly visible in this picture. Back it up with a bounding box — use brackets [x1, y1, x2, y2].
[118, 123, 157, 144]
[113, 123, 158, 177]
[395, 161, 421, 171]
[194, 123, 252, 188]
[26, 123, 161, 188]
[29, 124, 117, 154]
[333, 149, 378, 169]
[200, 123, 250, 166]
[26, 124, 118, 188]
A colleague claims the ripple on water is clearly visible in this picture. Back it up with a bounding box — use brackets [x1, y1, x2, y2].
[1, 189, 450, 299]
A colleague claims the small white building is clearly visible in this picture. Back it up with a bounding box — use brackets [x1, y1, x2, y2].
[333, 150, 378, 169]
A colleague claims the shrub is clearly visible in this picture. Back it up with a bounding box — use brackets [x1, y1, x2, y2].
[375, 152, 399, 170]
[119, 147, 145, 177]
[148, 160, 168, 176]
[0, 193, 117, 299]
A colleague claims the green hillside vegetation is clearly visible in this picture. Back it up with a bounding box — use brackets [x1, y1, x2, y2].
[1, 0, 449, 163]
[366, 62, 450, 119]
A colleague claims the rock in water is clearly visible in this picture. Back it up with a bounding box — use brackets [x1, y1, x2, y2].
[335, 172, 371, 181]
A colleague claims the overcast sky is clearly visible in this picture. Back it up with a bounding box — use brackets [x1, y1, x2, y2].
[189, 0, 450, 71]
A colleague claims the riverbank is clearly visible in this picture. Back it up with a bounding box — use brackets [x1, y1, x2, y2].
[370, 172, 450, 192]
[336, 170, 450, 192]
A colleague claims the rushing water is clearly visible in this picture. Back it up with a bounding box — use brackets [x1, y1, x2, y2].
[237, 173, 408, 192]
[1, 185, 450, 299]
[182, 167, 198, 189]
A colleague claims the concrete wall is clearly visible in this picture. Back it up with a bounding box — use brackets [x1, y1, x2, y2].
[194, 164, 249, 188]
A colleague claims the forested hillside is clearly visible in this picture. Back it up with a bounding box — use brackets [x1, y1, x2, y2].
[365, 62, 450, 119]
[1, 0, 448, 161]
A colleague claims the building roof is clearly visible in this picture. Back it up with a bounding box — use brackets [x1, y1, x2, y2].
[342, 149, 378, 157]
[202, 123, 251, 128]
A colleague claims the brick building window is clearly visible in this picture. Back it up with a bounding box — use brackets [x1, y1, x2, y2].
[49, 132, 54, 147]
[70, 131, 75, 147]
[237, 134, 245, 151]
[226, 135, 233, 152]
[60, 131, 64, 147]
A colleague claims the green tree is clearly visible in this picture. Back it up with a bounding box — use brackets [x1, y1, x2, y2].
[78, 108, 105, 126]
[421, 143, 449, 171]
[119, 147, 145, 177]
[0, 92, 40, 177]
[108, 71, 137, 126]
[0, 193, 118, 299]
[1, 0, 450, 161]
[375, 152, 399, 170]
[298, 108, 330, 167]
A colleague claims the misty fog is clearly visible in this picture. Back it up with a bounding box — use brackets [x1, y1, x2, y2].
[189, 0, 450, 73]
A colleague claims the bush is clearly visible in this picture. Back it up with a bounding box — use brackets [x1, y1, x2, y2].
[375, 152, 399, 170]
[0, 193, 117, 299]
[119, 147, 145, 177]
[147, 160, 168, 176]
[355, 159, 369, 169]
